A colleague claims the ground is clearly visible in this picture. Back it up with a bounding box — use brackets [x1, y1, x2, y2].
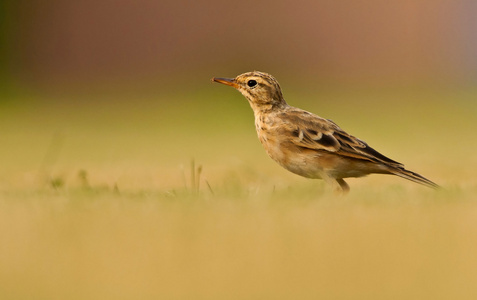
[1, 84, 476, 299]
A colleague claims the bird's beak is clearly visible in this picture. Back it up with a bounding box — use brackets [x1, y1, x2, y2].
[212, 77, 238, 88]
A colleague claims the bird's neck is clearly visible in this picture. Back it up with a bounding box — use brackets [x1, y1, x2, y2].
[249, 99, 288, 116]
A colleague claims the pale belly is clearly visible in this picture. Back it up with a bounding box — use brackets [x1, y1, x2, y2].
[258, 134, 326, 178]
[258, 133, 383, 179]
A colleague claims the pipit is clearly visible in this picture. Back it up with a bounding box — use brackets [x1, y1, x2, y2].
[212, 71, 438, 193]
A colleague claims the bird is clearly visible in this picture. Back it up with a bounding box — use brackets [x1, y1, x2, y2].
[211, 71, 438, 193]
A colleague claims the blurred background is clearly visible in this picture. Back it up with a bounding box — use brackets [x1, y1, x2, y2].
[1, 0, 476, 189]
[2, 0, 477, 90]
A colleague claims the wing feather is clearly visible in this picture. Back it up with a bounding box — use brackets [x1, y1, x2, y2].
[279, 108, 403, 167]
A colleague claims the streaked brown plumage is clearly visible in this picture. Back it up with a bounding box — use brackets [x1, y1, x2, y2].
[212, 71, 438, 193]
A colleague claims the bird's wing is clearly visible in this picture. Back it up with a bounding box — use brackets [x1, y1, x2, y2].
[278, 109, 404, 167]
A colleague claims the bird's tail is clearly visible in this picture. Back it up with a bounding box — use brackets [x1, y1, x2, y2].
[390, 167, 439, 189]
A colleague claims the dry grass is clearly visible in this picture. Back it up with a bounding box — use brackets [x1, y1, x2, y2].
[1, 85, 476, 299]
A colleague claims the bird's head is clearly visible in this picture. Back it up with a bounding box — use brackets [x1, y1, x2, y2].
[212, 71, 287, 112]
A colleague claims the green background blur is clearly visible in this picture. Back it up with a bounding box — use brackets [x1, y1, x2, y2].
[1, 0, 477, 190]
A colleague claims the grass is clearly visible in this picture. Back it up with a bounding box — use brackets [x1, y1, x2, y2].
[1, 83, 477, 299]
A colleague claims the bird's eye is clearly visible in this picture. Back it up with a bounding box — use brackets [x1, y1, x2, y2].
[247, 80, 257, 88]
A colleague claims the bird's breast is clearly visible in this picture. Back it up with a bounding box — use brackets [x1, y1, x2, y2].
[255, 116, 324, 178]
[255, 115, 283, 159]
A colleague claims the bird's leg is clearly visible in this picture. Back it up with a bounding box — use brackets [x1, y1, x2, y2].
[320, 173, 350, 195]
[336, 178, 350, 194]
